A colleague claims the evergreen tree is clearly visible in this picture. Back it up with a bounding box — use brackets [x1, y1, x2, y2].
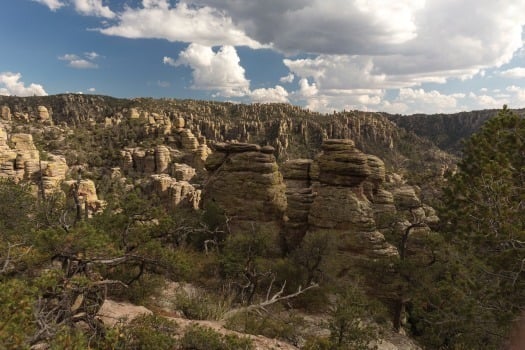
[440, 105, 525, 347]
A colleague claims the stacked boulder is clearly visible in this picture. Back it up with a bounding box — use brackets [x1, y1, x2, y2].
[308, 139, 397, 258]
[203, 142, 286, 234]
[149, 174, 201, 210]
[0, 124, 68, 195]
[1, 106, 11, 120]
[281, 159, 315, 248]
[40, 155, 68, 196]
[363, 155, 397, 233]
[0, 125, 17, 178]
[120, 146, 183, 175]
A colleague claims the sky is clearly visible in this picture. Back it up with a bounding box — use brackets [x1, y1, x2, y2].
[1, 1, 525, 114]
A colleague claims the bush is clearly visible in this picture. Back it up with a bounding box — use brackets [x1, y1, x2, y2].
[173, 287, 233, 321]
[225, 309, 305, 345]
[117, 314, 178, 350]
[180, 323, 254, 350]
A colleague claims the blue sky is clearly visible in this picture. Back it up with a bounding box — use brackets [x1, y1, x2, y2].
[1, 0, 525, 114]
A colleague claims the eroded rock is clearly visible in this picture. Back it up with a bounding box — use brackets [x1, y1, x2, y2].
[203, 142, 286, 233]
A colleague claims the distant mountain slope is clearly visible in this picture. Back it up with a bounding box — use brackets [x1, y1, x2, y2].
[0, 94, 455, 177]
[384, 108, 525, 155]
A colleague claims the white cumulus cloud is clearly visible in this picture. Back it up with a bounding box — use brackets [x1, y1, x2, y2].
[249, 86, 288, 103]
[32, 0, 64, 11]
[0, 72, 47, 96]
[499, 67, 525, 79]
[59, 52, 100, 69]
[166, 43, 289, 103]
[100, 1, 261, 48]
[72, 0, 115, 18]
[165, 43, 250, 97]
[279, 73, 295, 84]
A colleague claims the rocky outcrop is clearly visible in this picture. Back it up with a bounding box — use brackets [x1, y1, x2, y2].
[149, 174, 201, 210]
[281, 159, 315, 248]
[37, 106, 51, 123]
[1, 106, 11, 121]
[203, 142, 286, 233]
[40, 155, 68, 196]
[307, 139, 397, 258]
[0, 123, 68, 194]
[171, 163, 196, 182]
[63, 179, 106, 216]
[120, 146, 184, 175]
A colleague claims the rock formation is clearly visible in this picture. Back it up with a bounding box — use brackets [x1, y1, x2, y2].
[37, 106, 51, 123]
[40, 155, 68, 196]
[203, 142, 286, 234]
[149, 174, 201, 210]
[281, 159, 315, 248]
[307, 139, 397, 258]
[120, 146, 183, 175]
[1, 106, 11, 120]
[63, 179, 106, 216]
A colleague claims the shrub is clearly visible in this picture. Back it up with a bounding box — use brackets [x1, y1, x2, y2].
[180, 324, 254, 350]
[118, 314, 178, 350]
[225, 309, 305, 345]
[173, 288, 233, 321]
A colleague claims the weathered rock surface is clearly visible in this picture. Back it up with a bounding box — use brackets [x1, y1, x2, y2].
[203, 142, 286, 233]
[282, 159, 315, 248]
[97, 299, 153, 327]
[37, 106, 51, 122]
[63, 179, 106, 216]
[307, 139, 397, 258]
[1, 106, 11, 120]
[121, 146, 184, 175]
[149, 174, 201, 210]
[40, 155, 68, 195]
[171, 163, 196, 182]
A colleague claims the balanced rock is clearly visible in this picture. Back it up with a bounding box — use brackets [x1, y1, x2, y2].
[392, 186, 421, 210]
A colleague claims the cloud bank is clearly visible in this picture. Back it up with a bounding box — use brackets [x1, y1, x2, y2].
[31, 0, 525, 112]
